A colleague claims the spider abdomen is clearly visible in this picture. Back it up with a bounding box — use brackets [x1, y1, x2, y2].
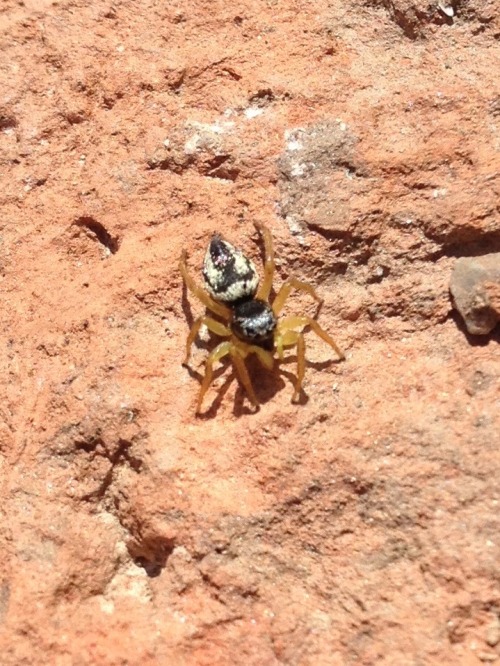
[232, 299, 277, 346]
[203, 234, 259, 303]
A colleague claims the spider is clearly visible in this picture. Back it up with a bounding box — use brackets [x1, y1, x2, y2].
[180, 223, 345, 413]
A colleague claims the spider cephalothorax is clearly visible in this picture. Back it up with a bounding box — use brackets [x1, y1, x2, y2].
[231, 299, 277, 347]
[180, 223, 344, 413]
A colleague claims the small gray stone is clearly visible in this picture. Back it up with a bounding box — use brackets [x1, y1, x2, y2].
[450, 253, 500, 335]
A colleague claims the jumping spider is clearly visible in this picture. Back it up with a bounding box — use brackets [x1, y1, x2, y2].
[180, 223, 344, 413]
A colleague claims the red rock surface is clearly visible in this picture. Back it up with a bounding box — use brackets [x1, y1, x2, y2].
[1, 0, 499, 664]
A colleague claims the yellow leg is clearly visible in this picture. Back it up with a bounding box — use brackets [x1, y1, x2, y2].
[276, 335, 284, 361]
[184, 316, 231, 365]
[180, 250, 231, 320]
[279, 316, 345, 360]
[196, 341, 232, 413]
[272, 277, 322, 315]
[276, 329, 299, 346]
[230, 349, 259, 408]
[254, 222, 275, 301]
[242, 343, 274, 370]
[274, 328, 304, 401]
[274, 328, 297, 360]
[293, 332, 306, 402]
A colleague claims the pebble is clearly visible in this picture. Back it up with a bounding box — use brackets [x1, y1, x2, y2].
[449, 253, 500, 335]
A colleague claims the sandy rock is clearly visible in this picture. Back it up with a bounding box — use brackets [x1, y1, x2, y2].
[450, 254, 500, 334]
[1, 0, 499, 664]
[278, 120, 362, 236]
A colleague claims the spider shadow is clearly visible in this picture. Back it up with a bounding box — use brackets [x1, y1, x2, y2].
[274, 355, 337, 406]
[184, 359, 237, 419]
[181, 280, 195, 328]
[191, 351, 338, 418]
[232, 354, 288, 416]
[231, 354, 338, 413]
[191, 355, 288, 418]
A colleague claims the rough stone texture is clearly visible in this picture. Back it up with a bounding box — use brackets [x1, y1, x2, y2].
[450, 253, 500, 334]
[1, 0, 499, 664]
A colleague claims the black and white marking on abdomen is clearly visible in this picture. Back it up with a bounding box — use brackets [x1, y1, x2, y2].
[203, 234, 259, 303]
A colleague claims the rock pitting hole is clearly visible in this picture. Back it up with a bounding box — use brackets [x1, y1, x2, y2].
[73, 216, 120, 255]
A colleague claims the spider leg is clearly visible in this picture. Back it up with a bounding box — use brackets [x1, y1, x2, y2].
[272, 277, 322, 315]
[254, 222, 275, 301]
[294, 331, 306, 402]
[230, 348, 259, 408]
[180, 250, 231, 320]
[244, 343, 274, 370]
[279, 315, 345, 360]
[196, 341, 232, 413]
[274, 327, 297, 360]
[184, 316, 231, 365]
[274, 328, 305, 401]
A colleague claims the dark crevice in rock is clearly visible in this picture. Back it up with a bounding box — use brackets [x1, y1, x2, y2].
[0, 113, 17, 130]
[248, 88, 276, 106]
[73, 216, 121, 254]
[427, 229, 500, 259]
[128, 537, 175, 578]
[201, 155, 239, 181]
